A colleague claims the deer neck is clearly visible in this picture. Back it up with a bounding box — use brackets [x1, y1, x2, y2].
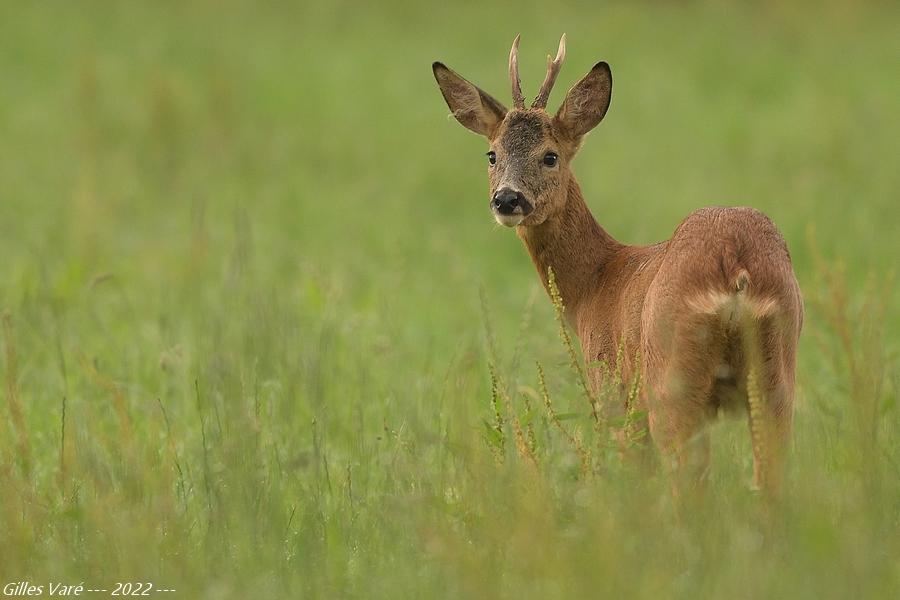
[517, 177, 621, 323]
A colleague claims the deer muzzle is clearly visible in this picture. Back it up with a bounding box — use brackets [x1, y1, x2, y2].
[491, 188, 533, 226]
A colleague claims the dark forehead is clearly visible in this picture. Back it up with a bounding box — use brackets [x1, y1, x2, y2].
[498, 111, 552, 154]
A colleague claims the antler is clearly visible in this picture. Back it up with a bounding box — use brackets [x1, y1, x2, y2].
[509, 34, 525, 109]
[531, 34, 566, 110]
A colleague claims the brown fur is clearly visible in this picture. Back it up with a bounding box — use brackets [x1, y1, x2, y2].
[433, 41, 803, 497]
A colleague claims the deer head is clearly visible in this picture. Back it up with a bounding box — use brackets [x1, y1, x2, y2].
[433, 35, 612, 227]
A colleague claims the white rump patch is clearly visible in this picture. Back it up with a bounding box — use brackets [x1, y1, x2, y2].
[686, 289, 780, 326]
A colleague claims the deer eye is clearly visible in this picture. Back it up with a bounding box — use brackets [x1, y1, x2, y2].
[487, 151, 497, 165]
[542, 152, 559, 167]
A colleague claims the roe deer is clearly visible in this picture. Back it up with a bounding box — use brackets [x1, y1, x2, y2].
[432, 35, 803, 496]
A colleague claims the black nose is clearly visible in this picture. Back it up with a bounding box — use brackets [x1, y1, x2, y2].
[491, 189, 525, 215]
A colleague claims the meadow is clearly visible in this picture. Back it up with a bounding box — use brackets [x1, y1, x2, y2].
[1, 1, 898, 598]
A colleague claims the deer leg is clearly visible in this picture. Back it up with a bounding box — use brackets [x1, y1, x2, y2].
[746, 367, 794, 500]
[647, 381, 715, 497]
[643, 312, 725, 501]
[742, 314, 796, 501]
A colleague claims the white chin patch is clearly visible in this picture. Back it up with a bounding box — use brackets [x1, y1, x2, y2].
[493, 213, 525, 227]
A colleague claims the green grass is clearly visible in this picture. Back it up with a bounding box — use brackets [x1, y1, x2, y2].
[1, 1, 898, 598]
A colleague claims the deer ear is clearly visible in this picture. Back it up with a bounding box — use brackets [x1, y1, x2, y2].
[554, 62, 612, 139]
[433, 62, 507, 137]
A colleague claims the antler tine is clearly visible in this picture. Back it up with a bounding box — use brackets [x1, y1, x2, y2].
[531, 34, 567, 110]
[509, 34, 525, 109]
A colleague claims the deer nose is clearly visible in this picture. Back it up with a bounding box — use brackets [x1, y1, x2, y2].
[491, 189, 524, 215]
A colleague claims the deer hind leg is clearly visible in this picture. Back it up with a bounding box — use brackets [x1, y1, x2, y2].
[644, 313, 724, 496]
[649, 405, 713, 499]
[741, 313, 796, 501]
[747, 371, 792, 498]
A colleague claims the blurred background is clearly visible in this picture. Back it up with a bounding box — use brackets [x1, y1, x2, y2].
[1, 1, 897, 598]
